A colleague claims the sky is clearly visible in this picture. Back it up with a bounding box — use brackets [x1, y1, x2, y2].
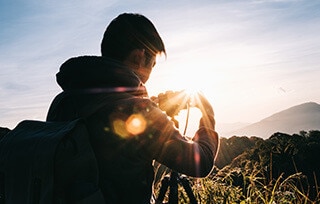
[1, 0, 320, 135]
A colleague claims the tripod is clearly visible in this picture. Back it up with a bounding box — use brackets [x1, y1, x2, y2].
[155, 171, 197, 204]
[155, 116, 198, 204]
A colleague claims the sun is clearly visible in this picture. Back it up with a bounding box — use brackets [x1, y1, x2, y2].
[147, 57, 220, 136]
[149, 63, 210, 96]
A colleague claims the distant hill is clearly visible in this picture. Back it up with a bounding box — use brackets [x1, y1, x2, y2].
[216, 122, 250, 137]
[226, 102, 320, 139]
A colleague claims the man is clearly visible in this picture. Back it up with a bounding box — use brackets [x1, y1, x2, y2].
[47, 13, 219, 204]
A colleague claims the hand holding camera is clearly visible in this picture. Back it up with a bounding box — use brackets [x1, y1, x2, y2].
[152, 90, 215, 124]
[155, 90, 190, 117]
[194, 92, 215, 130]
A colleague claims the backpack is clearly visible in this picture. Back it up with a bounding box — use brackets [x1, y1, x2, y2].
[0, 119, 105, 204]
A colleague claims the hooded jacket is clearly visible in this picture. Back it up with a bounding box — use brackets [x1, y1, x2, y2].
[47, 56, 219, 204]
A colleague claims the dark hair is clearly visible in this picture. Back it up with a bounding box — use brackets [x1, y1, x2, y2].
[101, 13, 166, 61]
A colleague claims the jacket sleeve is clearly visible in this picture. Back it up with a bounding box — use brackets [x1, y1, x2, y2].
[144, 101, 219, 178]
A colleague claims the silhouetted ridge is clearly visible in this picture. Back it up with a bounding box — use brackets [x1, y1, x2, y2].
[229, 102, 320, 139]
[261, 102, 320, 122]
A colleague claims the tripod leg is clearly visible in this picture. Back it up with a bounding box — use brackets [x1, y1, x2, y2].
[180, 176, 198, 204]
[156, 175, 170, 203]
[168, 172, 179, 204]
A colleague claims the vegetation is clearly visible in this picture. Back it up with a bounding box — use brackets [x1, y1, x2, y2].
[0, 127, 10, 140]
[154, 130, 320, 203]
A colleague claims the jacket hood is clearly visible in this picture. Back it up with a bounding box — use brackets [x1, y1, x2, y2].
[56, 56, 142, 91]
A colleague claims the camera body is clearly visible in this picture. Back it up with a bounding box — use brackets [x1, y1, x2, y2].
[156, 90, 193, 117]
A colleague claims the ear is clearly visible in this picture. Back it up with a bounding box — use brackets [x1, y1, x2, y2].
[130, 49, 146, 66]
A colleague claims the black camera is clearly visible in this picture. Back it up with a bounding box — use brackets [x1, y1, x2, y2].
[156, 90, 194, 117]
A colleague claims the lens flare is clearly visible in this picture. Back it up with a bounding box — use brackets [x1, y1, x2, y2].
[126, 114, 147, 135]
[112, 114, 148, 138]
[113, 119, 129, 138]
[111, 113, 148, 138]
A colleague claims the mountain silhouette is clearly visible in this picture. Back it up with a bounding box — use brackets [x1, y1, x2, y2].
[226, 102, 320, 139]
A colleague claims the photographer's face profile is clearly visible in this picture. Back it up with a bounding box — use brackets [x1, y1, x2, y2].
[129, 49, 157, 83]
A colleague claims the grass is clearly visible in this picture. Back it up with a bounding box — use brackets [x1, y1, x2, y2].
[154, 165, 320, 204]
